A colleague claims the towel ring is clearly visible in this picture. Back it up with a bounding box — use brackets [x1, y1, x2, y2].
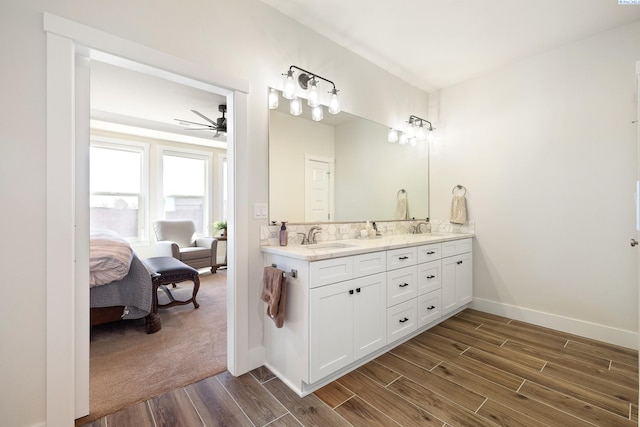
[452, 185, 466, 196]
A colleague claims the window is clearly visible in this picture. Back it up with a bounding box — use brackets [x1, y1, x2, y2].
[90, 141, 148, 241]
[161, 150, 211, 235]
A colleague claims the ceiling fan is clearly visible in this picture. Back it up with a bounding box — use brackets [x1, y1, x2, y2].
[175, 104, 227, 138]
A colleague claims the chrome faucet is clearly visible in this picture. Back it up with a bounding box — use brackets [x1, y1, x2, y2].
[415, 221, 430, 234]
[306, 226, 323, 244]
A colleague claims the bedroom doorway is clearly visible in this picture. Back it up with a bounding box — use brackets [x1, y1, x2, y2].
[86, 58, 231, 420]
[45, 14, 252, 426]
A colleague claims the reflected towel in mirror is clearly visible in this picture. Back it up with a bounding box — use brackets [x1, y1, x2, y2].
[396, 189, 410, 220]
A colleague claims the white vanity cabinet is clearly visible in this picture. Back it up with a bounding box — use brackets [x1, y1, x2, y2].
[309, 252, 387, 383]
[263, 234, 472, 396]
[441, 239, 473, 315]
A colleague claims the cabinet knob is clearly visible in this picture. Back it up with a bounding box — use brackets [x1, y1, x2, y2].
[457, 260, 463, 265]
[349, 289, 354, 295]
[427, 305, 436, 310]
[399, 317, 409, 323]
[399, 283, 409, 288]
[356, 288, 361, 293]
[427, 275, 435, 279]
[399, 256, 409, 260]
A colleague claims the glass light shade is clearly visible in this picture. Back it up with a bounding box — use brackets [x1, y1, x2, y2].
[268, 88, 279, 109]
[409, 137, 417, 147]
[282, 71, 296, 100]
[289, 96, 302, 116]
[428, 129, 436, 143]
[328, 89, 340, 114]
[405, 121, 416, 139]
[307, 79, 320, 107]
[415, 123, 427, 141]
[311, 105, 323, 121]
[388, 129, 399, 143]
[399, 132, 408, 145]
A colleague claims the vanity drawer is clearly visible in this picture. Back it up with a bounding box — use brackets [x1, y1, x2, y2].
[417, 260, 441, 295]
[353, 251, 386, 278]
[386, 247, 417, 270]
[442, 238, 472, 257]
[418, 290, 441, 328]
[387, 299, 417, 343]
[310, 256, 353, 288]
[386, 266, 417, 307]
[417, 243, 442, 263]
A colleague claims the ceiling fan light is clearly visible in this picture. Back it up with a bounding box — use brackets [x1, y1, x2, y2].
[328, 88, 340, 114]
[268, 88, 279, 109]
[290, 96, 302, 116]
[282, 70, 296, 100]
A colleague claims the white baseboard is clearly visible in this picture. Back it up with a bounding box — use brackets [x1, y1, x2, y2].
[470, 298, 638, 350]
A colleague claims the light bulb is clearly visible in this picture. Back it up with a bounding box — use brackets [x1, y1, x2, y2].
[311, 105, 323, 121]
[282, 70, 296, 100]
[405, 121, 415, 139]
[307, 79, 319, 107]
[388, 129, 398, 143]
[328, 88, 340, 114]
[428, 129, 435, 143]
[268, 88, 279, 109]
[399, 132, 408, 145]
[289, 96, 302, 116]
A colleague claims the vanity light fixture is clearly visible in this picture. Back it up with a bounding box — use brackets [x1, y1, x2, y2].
[388, 115, 435, 145]
[277, 65, 341, 119]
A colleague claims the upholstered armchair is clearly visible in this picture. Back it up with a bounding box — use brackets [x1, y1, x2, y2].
[153, 220, 219, 273]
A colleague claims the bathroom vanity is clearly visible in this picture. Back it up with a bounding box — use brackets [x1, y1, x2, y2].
[261, 232, 473, 396]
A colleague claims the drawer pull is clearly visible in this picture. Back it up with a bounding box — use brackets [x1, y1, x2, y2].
[399, 283, 409, 288]
[427, 251, 435, 255]
[427, 275, 435, 279]
[356, 288, 361, 293]
[399, 256, 409, 260]
[399, 317, 409, 323]
[457, 260, 463, 265]
[427, 305, 436, 310]
[349, 289, 354, 295]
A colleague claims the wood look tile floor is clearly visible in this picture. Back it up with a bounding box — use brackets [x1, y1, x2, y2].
[79, 309, 638, 426]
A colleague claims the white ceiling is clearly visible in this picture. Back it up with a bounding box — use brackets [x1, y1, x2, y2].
[261, 0, 640, 92]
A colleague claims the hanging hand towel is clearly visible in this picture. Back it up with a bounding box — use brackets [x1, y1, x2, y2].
[395, 190, 410, 220]
[450, 194, 467, 224]
[261, 266, 287, 328]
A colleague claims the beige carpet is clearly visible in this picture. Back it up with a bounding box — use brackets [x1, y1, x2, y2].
[77, 270, 227, 424]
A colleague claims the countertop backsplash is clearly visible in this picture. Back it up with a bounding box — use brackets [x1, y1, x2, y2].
[260, 219, 474, 247]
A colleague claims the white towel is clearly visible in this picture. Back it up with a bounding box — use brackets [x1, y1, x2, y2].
[395, 191, 410, 220]
[450, 194, 467, 224]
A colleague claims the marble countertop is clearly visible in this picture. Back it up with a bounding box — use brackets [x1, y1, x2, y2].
[261, 232, 474, 261]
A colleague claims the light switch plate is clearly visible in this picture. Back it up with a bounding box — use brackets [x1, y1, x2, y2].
[254, 203, 268, 219]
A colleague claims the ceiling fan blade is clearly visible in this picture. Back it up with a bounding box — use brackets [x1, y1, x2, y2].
[175, 118, 211, 127]
[191, 110, 218, 127]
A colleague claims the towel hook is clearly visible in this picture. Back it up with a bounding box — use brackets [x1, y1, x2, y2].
[452, 185, 467, 196]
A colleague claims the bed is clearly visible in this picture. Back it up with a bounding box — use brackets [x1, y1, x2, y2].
[89, 231, 161, 333]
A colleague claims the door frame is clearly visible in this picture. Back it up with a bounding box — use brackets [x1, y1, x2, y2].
[45, 13, 250, 426]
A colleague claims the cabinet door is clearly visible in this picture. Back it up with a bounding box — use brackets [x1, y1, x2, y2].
[310, 281, 353, 383]
[442, 252, 472, 315]
[352, 273, 387, 360]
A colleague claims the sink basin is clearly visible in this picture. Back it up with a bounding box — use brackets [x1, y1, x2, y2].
[305, 242, 357, 250]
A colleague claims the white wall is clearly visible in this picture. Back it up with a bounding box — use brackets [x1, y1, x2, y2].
[0, 1, 428, 426]
[431, 21, 640, 344]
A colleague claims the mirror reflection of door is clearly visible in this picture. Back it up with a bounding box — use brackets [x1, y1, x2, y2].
[305, 155, 334, 222]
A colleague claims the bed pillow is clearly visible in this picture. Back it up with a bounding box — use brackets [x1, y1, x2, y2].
[89, 230, 134, 287]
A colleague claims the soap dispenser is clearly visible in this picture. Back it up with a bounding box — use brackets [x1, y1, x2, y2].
[279, 221, 288, 246]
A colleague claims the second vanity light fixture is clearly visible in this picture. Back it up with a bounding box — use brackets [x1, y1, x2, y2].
[388, 115, 435, 146]
[269, 65, 341, 121]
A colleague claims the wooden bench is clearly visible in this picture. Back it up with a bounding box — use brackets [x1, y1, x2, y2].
[145, 256, 200, 310]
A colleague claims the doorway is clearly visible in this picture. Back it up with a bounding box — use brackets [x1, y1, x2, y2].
[45, 14, 251, 426]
